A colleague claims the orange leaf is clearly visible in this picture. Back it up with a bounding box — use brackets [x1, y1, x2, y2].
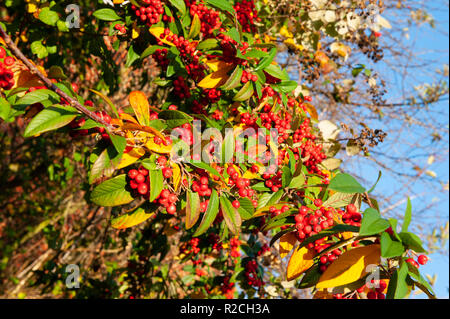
[286, 246, 315, 281]
[316, 244, 381, 289]
[119, 112, 139, 124]
[304, 103, 318, 121]
[279, 232, 297, 258]
[198, 61, 234, 89]
[121, 122, 166, 141]
[129, 91, 150, 126]
[313, 290, 334, 299]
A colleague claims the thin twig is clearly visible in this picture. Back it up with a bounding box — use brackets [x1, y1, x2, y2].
[0, 24, 114, 131]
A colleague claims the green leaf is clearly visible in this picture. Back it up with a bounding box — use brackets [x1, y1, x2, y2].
[401, 197, 412, 232]
[0, 97, 11, 121]
[158, 110, 193, 129]
[271, 80, 298, 94]
[187, 160, 222, 179]
[93, 8, 121, 21]
[322, 192, 355, 208]
[168, 0, 186, 15]
[24, 105, 78, 137]
[188, 14, 201, 39]
[90, 174, 134, 206]
[221, 66, 243, 90]
[380, 232, 405, 258]
[328, 173, 365, 194]
[193, 189, 220, 236]
[111, 207, 155, 229]
[282, 166, 293, 188]
[298, 265, 322, 289]
[149, 170, 164, 202]
[237, 198, 254, 220]
[220, 195, 241, 234]
[359, 208, 390, 236]
[233, 81, 254, 101]
[196, 39, 220, 51]
[47, 66, 67, 80]
[30, 40, 48, 59]
[186, 191, 201, 229]
[14, 89, 60, 111]
[39, 7, 59, 26]
[255, 47, 277, 71]
[108, 133, 127, 157]
[264, 64, 289, 80]
[288, 174, 305, 189]
[407, 264, 436, 298]
[386, 261, 409, 299]
[205, 0, 235, 15]
[398, 232, 426, 253]
[125, 44, 140, 67]
[89, 146, 116, 184]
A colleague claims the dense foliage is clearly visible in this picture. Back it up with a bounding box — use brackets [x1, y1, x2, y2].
[0, 0, 440, 299]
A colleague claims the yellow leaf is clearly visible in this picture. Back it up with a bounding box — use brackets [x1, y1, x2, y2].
[132, 27, 140, 39]
[242, 170, 259, 180]
[149, 27, 175, 46]
[117, 147, 145, 169]
[146, 136, 172, 154]
[198, 62, 234, 89]
[316, 244, 381, 289]
[111, 208, 155, 229]
[129, 91, 150, 126]
[279, 232, 297, 258]
[171, 162, 182, 191]
[286, 246, 315, 281]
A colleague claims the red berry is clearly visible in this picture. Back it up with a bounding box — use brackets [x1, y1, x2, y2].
[313, 199, 323, 207]
[167, 204, 177, 214]
[417, 255, 428, 265]
[128, 169, 139, 179]
[137, 183, 148, 195]
[162, 167, 173, 178]
[346, 203, 357, 214]
[135, 173, 145, 183]
[232, 200, 240, 209]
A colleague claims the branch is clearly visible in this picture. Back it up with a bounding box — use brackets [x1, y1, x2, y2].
[0, 24, 114, 131]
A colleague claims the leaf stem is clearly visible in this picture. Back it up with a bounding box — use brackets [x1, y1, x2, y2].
[0, 24, 114, 131]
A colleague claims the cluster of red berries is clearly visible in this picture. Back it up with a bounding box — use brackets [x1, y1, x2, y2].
[191, 174, 213, 197]
[226, 165, 258, 206]
[156, 189, 178, 214]
[341, 203, 362, 227]
[211, 110, 223, 120]
[292, 117, 326, 175]
[259, 108, 293, 144]
[261, 86, 276, 99]
[241, 70, 258, 83]
[157, 155, 175, 179]
[234, 0, 259, 33]
[204, 88, 221, 104]
[293, 200, 335, 243]
[0, 47, 15, 90]
[244, 260, 263, 287]
[180, 237, 201, 255]
[230, 236, 241, 258]
[127, 167, 151, 198]
[131, 0, 164, 27]
[114, 24, 126, 34]
[152, 48, 169, 71]
[406, 254, 428, 268]
[363, 280, 387, 299]
[186, 0, 221, 37]
[220, 276, 235, 299]
[173, 76, 191, 99]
